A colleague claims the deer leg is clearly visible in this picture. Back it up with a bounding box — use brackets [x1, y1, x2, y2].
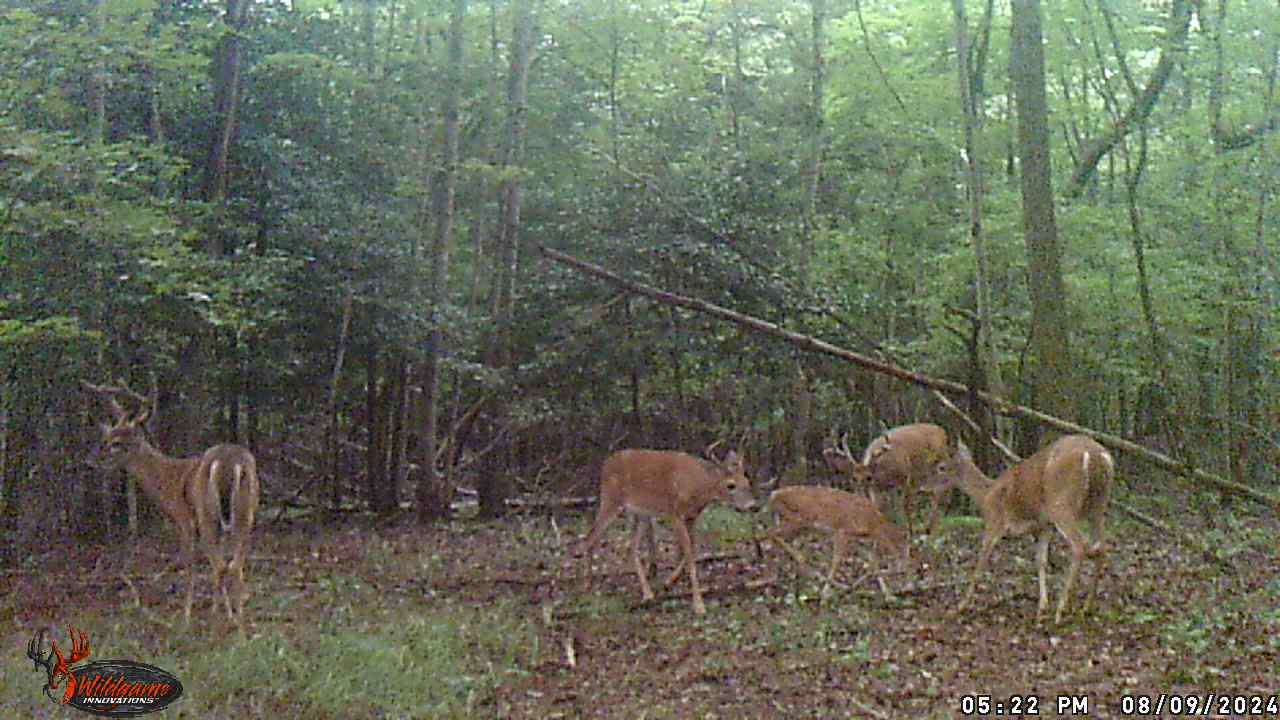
[1083, 510, 1107, 614]
[192, 498, 229, 622]
[226, 556, 245, 622]
[760, 520, 809, 573]
[577, 498, 625, 593]
[1052, 520, 1090, 624]
[821, 531, 847, 600]
[872, 547, 895, 602]
[177, 527, 197, 624]
[223, 533, 248, 624]
[662, 522, 694, 589]
[644, 517, 658, 580]
[962, 528, 1002, 611]
[1035, 531, 1052, 620]
[205, 546, 229, 622]
[901, 481, 916, 537]
[629, 516, 656, 601]
[925, 486, 945, 535]
[672, 519, 705, 615]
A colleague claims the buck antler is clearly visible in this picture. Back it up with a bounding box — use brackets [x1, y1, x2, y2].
[27, 627, 91, 704]
[82, 378, 154, 423]
[81, 380, 131, 421]
[83, 375, 260, 626]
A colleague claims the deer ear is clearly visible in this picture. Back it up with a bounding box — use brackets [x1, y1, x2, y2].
[722, 450, 742, 470]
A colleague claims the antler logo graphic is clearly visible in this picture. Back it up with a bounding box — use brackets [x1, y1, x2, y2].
[27, 627, 92, 704]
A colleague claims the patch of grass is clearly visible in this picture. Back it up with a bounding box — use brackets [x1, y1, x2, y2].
[696, 504, 760, 546]
[929, 513, 984, 536]
[568, 590, 631, 620]
[2, 597, 536, 719]
[189, 601, 533, 717]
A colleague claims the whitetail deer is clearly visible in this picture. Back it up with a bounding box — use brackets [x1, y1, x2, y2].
[924, 434, 1114, 623]
[761, 485, 913, 601]
[573, 446, 758, 615]
[84, 380, 259, 625]
[824, 423, 953, 534]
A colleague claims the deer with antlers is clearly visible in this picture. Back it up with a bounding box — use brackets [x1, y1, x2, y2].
[27, 627, 92, 704]
[823, 423, 954, 535]
[84, 379, 259, 625]
[573, 442, 758, 615]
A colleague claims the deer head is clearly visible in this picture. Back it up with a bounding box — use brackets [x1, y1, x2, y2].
[83, 379, 156, 469]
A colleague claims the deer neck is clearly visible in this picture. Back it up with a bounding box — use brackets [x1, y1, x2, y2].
[124, 442, 196, 509]
[952, 462, 996, 503]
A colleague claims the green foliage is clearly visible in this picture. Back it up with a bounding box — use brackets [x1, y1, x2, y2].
[0, 0, 1277, 527]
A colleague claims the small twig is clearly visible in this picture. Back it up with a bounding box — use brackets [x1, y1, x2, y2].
[847, 694, 892, 720]
[550, 515, 563, 548]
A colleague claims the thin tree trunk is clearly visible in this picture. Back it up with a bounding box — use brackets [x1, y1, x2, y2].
[415, 0, 465, 523]
[952, 0, 998, 468]
[1011, 0, 1071, 446]
[202, 0, 251, 225]
[477, 0, 532, 519]
[488, 0, 533, 371]
[326, 288, 355, 511]
[368, 342, 398, 513]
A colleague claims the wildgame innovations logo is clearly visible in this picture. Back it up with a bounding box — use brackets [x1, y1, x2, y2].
[25, 627, 184, 717]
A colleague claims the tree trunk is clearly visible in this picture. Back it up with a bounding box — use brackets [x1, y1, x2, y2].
[487, 0, 533, 371]
[368, 342, 398, 513]
[1011, 0, 1071, 446]
[952, 0, 999, 469]
[202, 0, 251, 226]
[477, 0, 533, 519]
[415, 0, 465, 523]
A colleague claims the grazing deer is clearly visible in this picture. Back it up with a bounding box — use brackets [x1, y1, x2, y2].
[761, 485, 913, 601]
[824, 423, 953, 534]
[924, 434, 1114, 624]
[84, 380, 259, 626]
[574, 446, 758, 615]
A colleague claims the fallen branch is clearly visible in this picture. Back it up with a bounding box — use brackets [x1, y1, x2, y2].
[537, 244, 1279, 511]
[505, 495, 597, 511]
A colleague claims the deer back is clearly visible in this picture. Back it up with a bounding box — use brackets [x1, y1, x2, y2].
[1040, 435, 1114, 517]
[864, 423, 949, 488]
[769, 485, 907, 552]
[602, 449, 756, 518]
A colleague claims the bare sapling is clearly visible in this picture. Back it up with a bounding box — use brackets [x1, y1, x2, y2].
[573, 445, 758, 615]
[924, 434, 1114, 623]
[761, 485, 913, 601]
[824, 423, 953, 534]
[84, 379, 260, 625]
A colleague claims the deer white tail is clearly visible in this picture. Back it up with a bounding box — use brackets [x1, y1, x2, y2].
[207, 460, 238, 533]
[1081, 449, 1116, 489]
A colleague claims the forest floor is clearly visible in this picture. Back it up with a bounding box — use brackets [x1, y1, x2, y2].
[2, 487, 1278, 718]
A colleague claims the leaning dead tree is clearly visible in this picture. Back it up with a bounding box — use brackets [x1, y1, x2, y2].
[538, 244, 1279, 511]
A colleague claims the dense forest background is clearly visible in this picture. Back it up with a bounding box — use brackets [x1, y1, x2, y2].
[1, 0, 1276, 549]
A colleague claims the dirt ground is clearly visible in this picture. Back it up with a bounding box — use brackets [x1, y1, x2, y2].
[6, 493, 1279, 719]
